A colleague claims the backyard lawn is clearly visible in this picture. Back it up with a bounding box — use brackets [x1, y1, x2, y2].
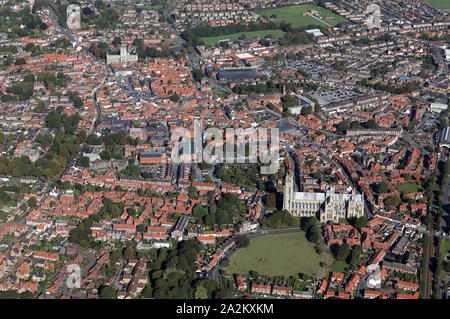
[224, 232, 334, 278]
[256, 5, 347, 28]
[397, 183, 423, 194]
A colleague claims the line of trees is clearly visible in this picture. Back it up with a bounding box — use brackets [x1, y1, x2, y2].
[192, 192, 246, 228]
[262, 210, 299, 229]
[182, 20, 317, 47]
[144, 239, 234, 298]
[0, 111, 83, 179]
[358, 79, 421, 95]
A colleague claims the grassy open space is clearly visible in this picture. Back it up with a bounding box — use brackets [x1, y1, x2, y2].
[212, 89, 228, 99]
[397, 183, 422, 194]
[225, 232, 334, 278]
[0, 210, 9, 222]
[201, 29, 286, 47]
[122, 5, 163, 10]
[141, 4, 163, 10]
[423, 0, 450, 9]
[256, 5, 347, 28]
[439, 239, 450, 257]
[332, 260, 348, 273]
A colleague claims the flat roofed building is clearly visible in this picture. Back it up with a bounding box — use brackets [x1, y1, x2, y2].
[171, 215, 189, 239]
[139, 151, 167, 165]
[296, 94, 315, 106]
[82, 152, 101, 162]
[305, 29, 324, 37]
[430, 102, 448, 113]
[217, 68, 260, 84]
[440, 126, 450, 149]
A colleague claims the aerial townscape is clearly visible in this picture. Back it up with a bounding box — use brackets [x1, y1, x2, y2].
[0, 0, 449, 302]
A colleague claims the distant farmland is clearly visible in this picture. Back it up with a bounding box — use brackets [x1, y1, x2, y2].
[256, 5, 348, 28]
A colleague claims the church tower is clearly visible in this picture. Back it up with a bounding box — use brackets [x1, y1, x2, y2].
[283, 172, 294, 212]
[120, 46, 127, 57]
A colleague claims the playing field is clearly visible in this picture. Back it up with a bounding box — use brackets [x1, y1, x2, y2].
[397, 183, 422, 194]
[122, 5, 163, 10]
[423, 0, 450, 9]
[225, 232, 334, 278]
[439, 239, 450, 257]
[201, 29, 286, 46]
[256, 5, 347, 28]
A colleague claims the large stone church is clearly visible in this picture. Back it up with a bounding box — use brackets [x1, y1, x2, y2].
[283, 173, 365, 223]
[107, 47, 138, 65]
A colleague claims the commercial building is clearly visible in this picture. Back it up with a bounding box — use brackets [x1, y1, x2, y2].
[440, 126, 450, 149]
[216, 68, 260, 84]
[430, 102, 448, 113]
[139, 151, 167, 165]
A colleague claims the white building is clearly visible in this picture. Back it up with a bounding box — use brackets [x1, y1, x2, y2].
[367, 265, 382, 288]
[67, 4, 81, 30]
[106, 47, 138, 65]
[82, 152, 101, 162]
[239, 220, 258, 233]
[152, 240, 170, 248]
[430, 102, 448, 113]
[305, 29, 324, 37]
[289, 106, 303, 115]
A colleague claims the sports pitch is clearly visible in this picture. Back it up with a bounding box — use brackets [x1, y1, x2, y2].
[423, 0, 450, 9]
[256, 5, 348, 28]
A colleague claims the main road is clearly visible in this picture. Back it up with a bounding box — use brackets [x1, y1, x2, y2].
[48, 5, 108, 177]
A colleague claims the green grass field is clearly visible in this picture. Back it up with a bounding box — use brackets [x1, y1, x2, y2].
[256, 5, 347, 28]
[201, 29, 286, 47]
[212, 89, 228, 99]
[423, 0, 450, 9]
[0, 210, 9, 222]
[225, 232, 334, 278]
[439, 239, 450, 257]
[332, 260, 348, 273]
[397, 183, 422, 194]
[122, 5, 163, 10]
